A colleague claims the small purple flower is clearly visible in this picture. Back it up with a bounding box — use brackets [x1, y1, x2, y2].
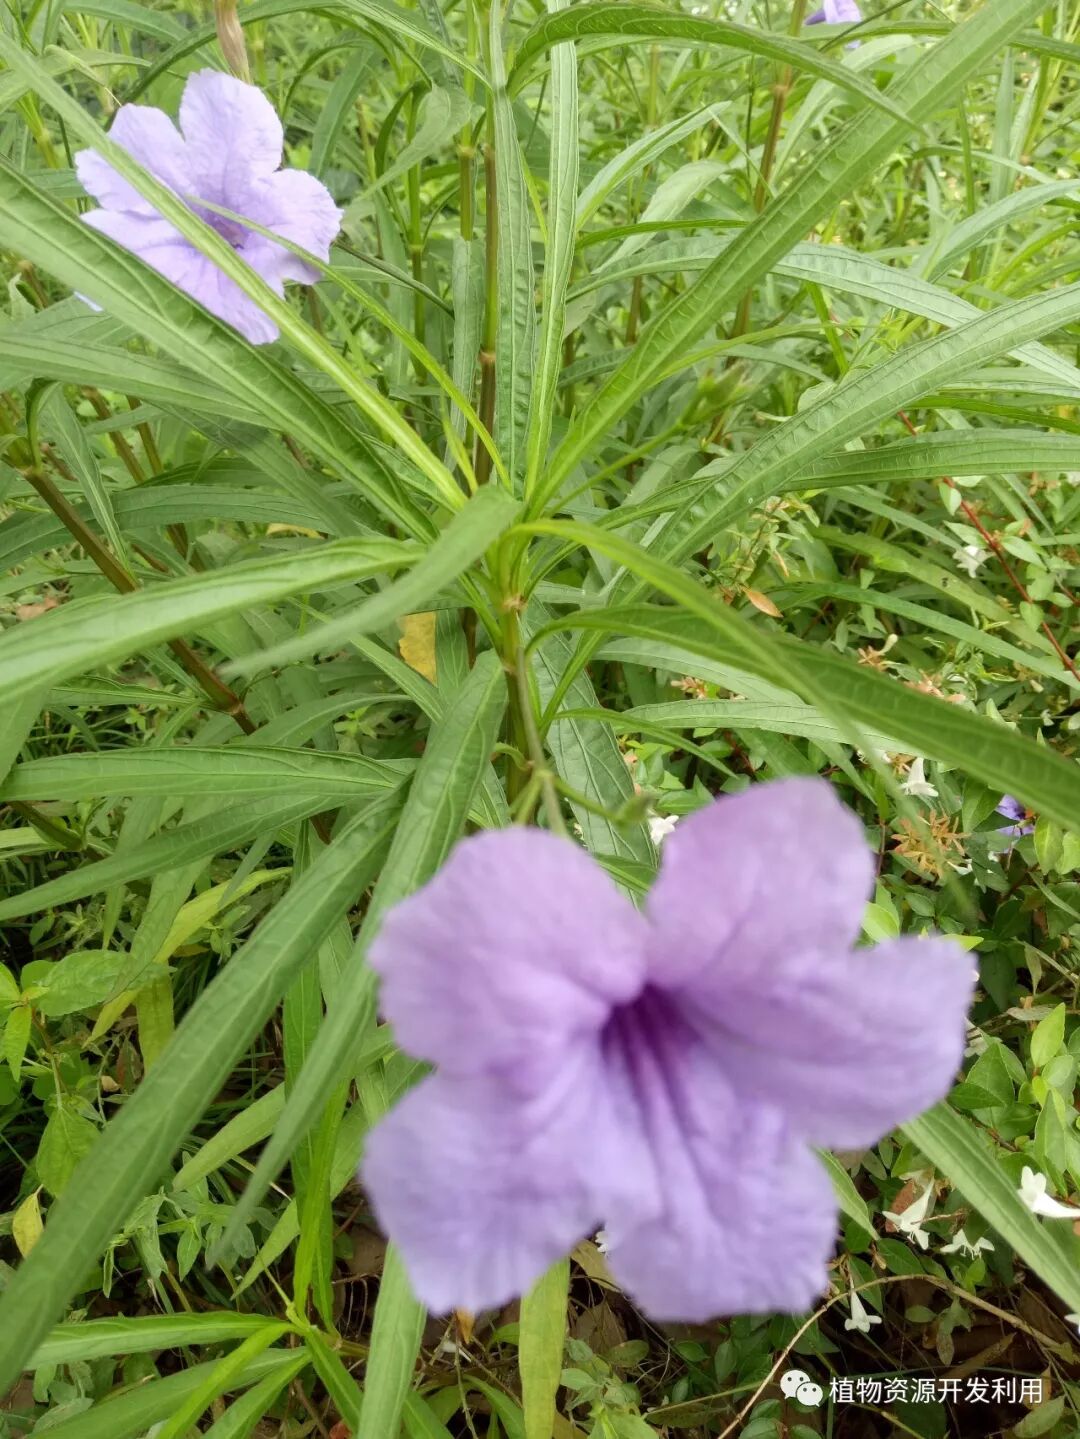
[75, 71, 341, 344]
[363, 778, 974, 1321]
[806, 0, 862, 22]
[996, 795, 1035, 839]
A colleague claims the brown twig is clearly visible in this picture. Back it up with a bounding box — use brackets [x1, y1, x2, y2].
[20, 466, 258, 732]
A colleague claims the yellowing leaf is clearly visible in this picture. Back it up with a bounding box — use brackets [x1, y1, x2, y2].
[12, 1189, 42, 1257]
[744, 587, 782, 618]
[399, 611, 437, 683]
[265, 523, 322, 538]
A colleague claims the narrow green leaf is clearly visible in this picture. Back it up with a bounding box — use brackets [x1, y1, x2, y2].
[1, 748, 411, 801]
[520, 1259, 569, 1439]
[903, 1104, 1080, 1311]
[29, 1313, 282, 1368]
[530, 619, 654, 862]
[0, 687, 43, 782]
[671, 279, 1080, 558]
[218, 650, 508, 1279]
[357, 1245, 426, 1439]
[817, 1152, 873, 1235]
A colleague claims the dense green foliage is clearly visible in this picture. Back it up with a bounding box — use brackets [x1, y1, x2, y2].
[2, 0, 1080, 1434]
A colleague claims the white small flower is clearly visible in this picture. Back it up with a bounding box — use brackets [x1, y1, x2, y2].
[901, 757, 938, 800]
[949, 860, 973, 876]
[649, 814, 680, 846]
[1019, 1166, 1080, 1219]
[595, 1228, 610, 1254]
[954, 544, 989, 578]
[884, 1177, 935, 1249]
[939, 1228, 994, 1259]
[844, 1288, 883, 1334]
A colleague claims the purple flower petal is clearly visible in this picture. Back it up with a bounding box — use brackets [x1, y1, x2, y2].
[603, 1103, 837, 1321]
[179, 70, 283, 201]
[995, 794, 1034, 839]
[239, 170, 343, 285]
[369, 828, 648, 1080]
[806, 0, 861, 20]
[364, 1052, 655, 1314]
[644, 778, 873, 991]
[83, 209, 280, 344]
[75, 104, 191, 214]
[685, 936, 975, 1148]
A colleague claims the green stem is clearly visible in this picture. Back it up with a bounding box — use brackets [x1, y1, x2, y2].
[729, 0, 808, 342]
[473, 115, 498, 486]
[407, 90, 426, 373]
[513, 645, 567, 838]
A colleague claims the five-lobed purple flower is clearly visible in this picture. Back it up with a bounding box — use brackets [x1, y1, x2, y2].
[74, 70, 341, 344]
[362, 778, 975, 1321]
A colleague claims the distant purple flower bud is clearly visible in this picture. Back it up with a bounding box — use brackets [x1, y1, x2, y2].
[74, 71, 341, 344]
[806, 0, 862, 21]
[362, 778, 974, 1322]
[996, 795, 1034, 838]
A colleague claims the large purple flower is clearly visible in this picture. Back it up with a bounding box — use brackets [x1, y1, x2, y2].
[74, 71, 341, 344]
[362, 778, 974, 1321]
